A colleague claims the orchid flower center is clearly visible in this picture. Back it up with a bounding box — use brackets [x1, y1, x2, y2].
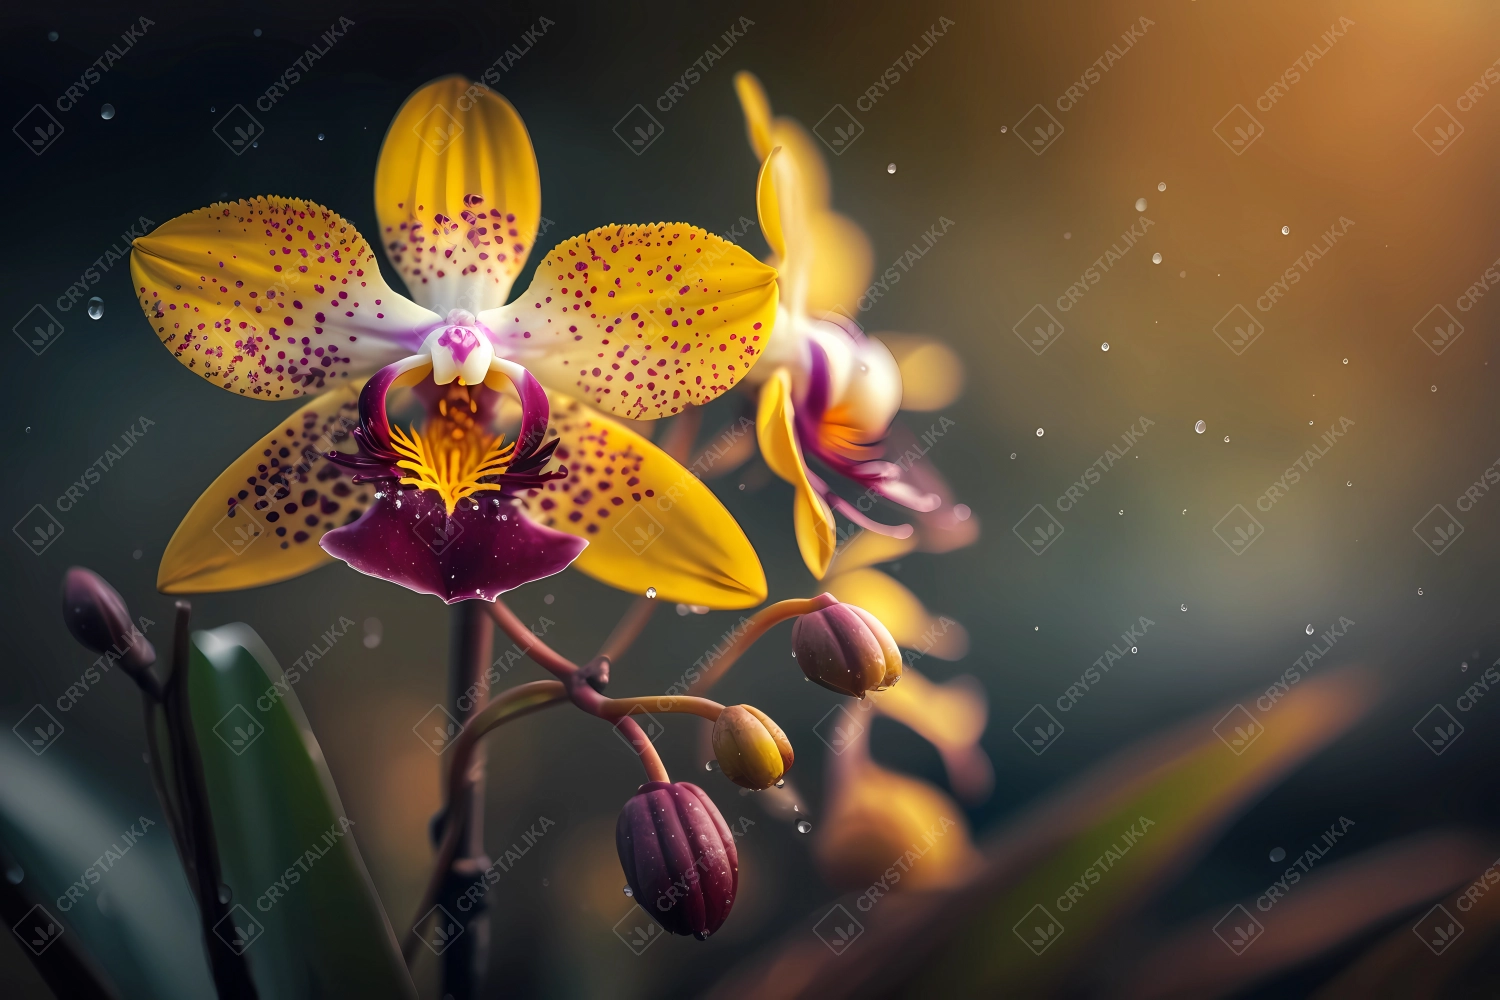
[389, 391, 515, 515]
[422, 309, 496, 386]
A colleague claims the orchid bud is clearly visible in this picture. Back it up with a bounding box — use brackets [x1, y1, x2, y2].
[791, 603, 902, 698]
[615, 781, 739, 938]
[62, 567, 155, 674]
[712, 705, 793, 790]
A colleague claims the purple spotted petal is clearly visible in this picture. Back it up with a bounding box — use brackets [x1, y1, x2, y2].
[320, 489, 585, 604]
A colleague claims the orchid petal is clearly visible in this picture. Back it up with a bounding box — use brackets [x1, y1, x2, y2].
[519, 392, 767, 609]
[131, 197, 435, 400]
[825, 529, 917, 577]
[878, 333, 965, 411]
[871, 671, 993, 802]
[822, 568, 969, 660]
[480, 224, 778, 420]
[375, 75, 542, 315]
[755, 146, 787, 263]
[157, 383, 372, 593]
[756, 370, 837, 578]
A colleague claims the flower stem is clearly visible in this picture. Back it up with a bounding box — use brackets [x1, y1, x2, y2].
[599, 695, 724, 722]
[484, 599, 575, 680]
[686, 595, 838, 696]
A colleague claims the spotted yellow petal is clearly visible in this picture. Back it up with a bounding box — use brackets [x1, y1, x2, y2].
[823, 567, 968, 659]
[879, 333, 964, 411]
[756, 370, 837, 578]
[519, 392, 766, 609]
[375, 75, 542, 314]
[480, 224, 777, 420]
[158, 383, 373, 593]
[131, 198, 435, 401]
[825, 528, 917, 577]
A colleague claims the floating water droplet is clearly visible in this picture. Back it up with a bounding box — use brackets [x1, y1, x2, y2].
[1034, 626, 1039, 631]
[623, 885, 633, 896]
[1063, 232, 1071, 239]
[132, 548, 142, 560]
[1342, 358, 1348, 364]
[48, 31, 59, 41]
[4, 864, 21, 884]
[1010, 452, 1017, 459]
[317, 133, 325, 141]
[218, 884, 232, 904]
[1269, 846, 1286, 863]
[100, 104, 115, 120]
[87, 297, 103, 320]
[1281, 225, 1290, 235]
[1135, 197, 1148, 212]
[1224, 436, 1230, 443]
[1181, 603, 1187, 611]
[1130, 646, 1138, 653]
[1035, 427, 1044, 437]
[775, 777, 786, 787]
[795, 819, 813, 834]
[1346, 481, 1352, 486]
[886, 163, 896, 174]
[211, 106, 216, 113]
[1179, 270, 1186, 277]
[1157, 181, 1166, 191]
[953, 503, 971, 521]
[1119, 509, 1124, 515]
[1182, 509, 1187, 514]
[1418, 588, 1424, 595]
[1151, 252, 1162, 264]
[738, 483, 745, 490]
[1431, 385, 1437, 392]
[1305, 624, 1314, 635]
[645, 587, 657, 599]
[1194, 419, 1206, 434]
[253, 27, 262, 36]
[25, 426, 31, 433]
[1000, 125, 1007, 133]
[705, 760, 718, 772]
[1462, 662, 1469, 672]
[544, 593, 554, 604]
[1101, 342, 1110, 351]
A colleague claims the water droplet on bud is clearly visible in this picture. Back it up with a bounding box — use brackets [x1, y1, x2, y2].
[622, 885, 633, 896]
[645, 587, 657, 599]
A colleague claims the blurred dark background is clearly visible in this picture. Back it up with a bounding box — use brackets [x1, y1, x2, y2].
[5, 0, 1500, 996]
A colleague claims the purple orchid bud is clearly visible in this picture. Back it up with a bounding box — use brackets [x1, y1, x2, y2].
[615, 781, 738, 939]
[791, 603, 903, 698]
[61, 567, 155, 673]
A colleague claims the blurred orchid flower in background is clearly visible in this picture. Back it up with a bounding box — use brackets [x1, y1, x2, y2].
[732, 71, 970, 578]
[132, 76, 776, 606]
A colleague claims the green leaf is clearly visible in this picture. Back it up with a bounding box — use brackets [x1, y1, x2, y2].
[0, 737, 214, 1000]
[188, 623, 416, 999]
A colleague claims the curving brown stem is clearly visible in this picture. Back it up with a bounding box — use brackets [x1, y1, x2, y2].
[599, 695, 724, 721]
[484, 600, 576, 680]
[686, 595, 839, 696]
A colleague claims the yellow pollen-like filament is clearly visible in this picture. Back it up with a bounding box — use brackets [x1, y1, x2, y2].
[388, 422, 516, 515]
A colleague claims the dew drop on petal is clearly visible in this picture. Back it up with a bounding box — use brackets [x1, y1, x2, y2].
[1224, 436, 1230, 443]
[622, 885, 633, 897]
[1152, 252, 1163, 264]
[775, 778, 786, 788]
[704, 760, 718, 772]
[887, 163, 896, 174]
[1157, 181, 1166, 191]
[1035, 427, 1044, 437]
[795, 819, 813, 834]
[1000, 125, 1007, 133]
[1432, 385, 1438, 392]
[87, 297, 103, 320]
[1194, 419, 1206, 434]
[1101, 342, 1110, 351]
[1135, 197, 1148, 212]
[100, 104, 115, 120]
[645, 587, 657, 599]
[1281, 226, 1290, 235]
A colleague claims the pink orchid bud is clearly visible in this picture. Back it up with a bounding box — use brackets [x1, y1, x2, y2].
[61, 567, 155, 674]
[791, 603, 902, 698]
[615, 781, 738, 939]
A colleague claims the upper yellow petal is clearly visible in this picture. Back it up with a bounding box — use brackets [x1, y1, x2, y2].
[519, 392, 767, 608]
[481, 223, 778, 420]
[375, 75, 543, 314]
[158, 383, 373, 593]
[822, 568, 969, 659]
[733, 71, 774, 160]
[755, 146, 786, 263]
[756, 371, 837, 578]
[825, 528, 917, 577]
[131, 197, 434, 400]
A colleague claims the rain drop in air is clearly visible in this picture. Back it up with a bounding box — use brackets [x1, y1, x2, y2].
[87, 297, 103, 320]
[795, 820, 813, 834]
[100, 104, 115, 120]
[1151, 252, 1163, 264]
[1194, 420, 1206, 434]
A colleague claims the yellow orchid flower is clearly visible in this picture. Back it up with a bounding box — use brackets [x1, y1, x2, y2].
[732, 71, 970, 579]
[133, 75, 775, 607]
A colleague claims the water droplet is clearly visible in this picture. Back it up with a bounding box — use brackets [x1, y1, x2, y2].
[100, 104, 115, 120]
[1119, 509, 1124, 515]
[1223, 436, 1230, 443]
[1431, 385, 1437, 392]
[1269, 846, 1286, 863]
[1342, 358, 1349, 364]
[1157, 181, 1166, 192]
[1346, 481, 1352, 486]
[1181, 603, 1187, 611]
[1135, 197, 1148, 212]
[1130, 646, 1138, 653]
[317, 133, 325, 141]
[795, 819, 813, 834]
[623, 885, 634, 896]
[48, 31, 58, 42]
[1179, 270, 1187, 277]
[886, 163, 896, 174]
[775, 778, 786, 788]
[87, 297, 103, 320]
[1418, 588, 1424, 595]
[953, 503, 971, 521]
[738, 483, 745, 490]
[1010, 452, 1017, 459]
[694, 930, 709, 940]
[253, 27, 262, 36]
[4, 864, 21, 884]
[645, 587, 657, 599]
[542, 879, 549, 887]
[705, 760, 719, 772]
[1305, 624, 1314, 635]
[251, 141, 258, 148]
[1182, 509, 1187, 514]
[1152, 252, 1163, 264]
[25, 426, 31, 433]
[1101, 342, 1110, 351]
[1000, 125, 1007, 133]
[1063, 232, 1071, 239]
[210, 106, 216, 113]
[1194, 419, 1206, 434]
[1034, 626, 1039, 631]
[1035, 427, 1044, 437]
[1462, 662, 1469, 672]
[132, 548, 142, 560]
[1281, 225, 1290, 235]
[218, 884, 232, 904]
[544, 594, 554, 604]
[1308, 420, 1314, 425]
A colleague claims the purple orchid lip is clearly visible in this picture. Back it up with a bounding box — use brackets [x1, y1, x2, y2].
[791, 340, 940, 537]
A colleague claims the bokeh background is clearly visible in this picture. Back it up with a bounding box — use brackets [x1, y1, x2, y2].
[6, 0, 1500, 997]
